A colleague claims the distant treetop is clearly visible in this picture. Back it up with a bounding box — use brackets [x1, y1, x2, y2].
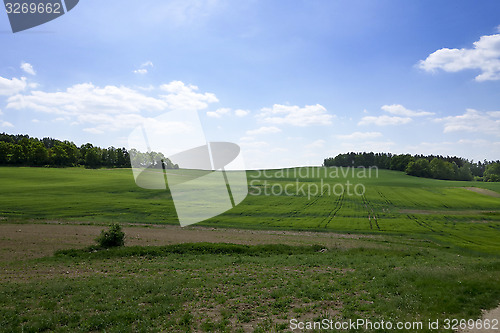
[0, 132, 131, 169]
[324, 152, 500, 182]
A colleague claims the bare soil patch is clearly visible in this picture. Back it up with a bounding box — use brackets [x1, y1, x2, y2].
[464, 187, 500, 198]
[457, 304, 500, 333]
[0, 223, 380, 263]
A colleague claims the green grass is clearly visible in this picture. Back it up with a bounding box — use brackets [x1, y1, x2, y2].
[0, 242, 499, 332]
[1, 167, 500, 332]
[1, 166, 499, 254]
[0, 167, 178, 223]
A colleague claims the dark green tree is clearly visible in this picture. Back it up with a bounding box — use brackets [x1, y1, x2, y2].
[49, 145, 69, 166]
[115, 148, 130, 167]
[0, 141, 11, 164]
[85, 147, 102, 169]
[484, 162, 500, 182]
[456, 163, 473, 181]
[9, 144, 24, 165]
[429, 158, 455, 180]
[390, 154, 413, 171]
[79, 143, 94, 165]
[405, 159, 432, 178]
[28, 141, 49, 166]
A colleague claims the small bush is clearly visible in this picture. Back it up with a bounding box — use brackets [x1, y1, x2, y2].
[96, 223, 125, 248]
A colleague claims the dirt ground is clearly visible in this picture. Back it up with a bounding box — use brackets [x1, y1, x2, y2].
[464, 187, 500, 198]
[0, 222, 378, 262]
[458, 306, 500, 333]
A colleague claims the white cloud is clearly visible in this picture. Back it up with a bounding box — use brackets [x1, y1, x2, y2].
[234, 109, 249, 117]
[0, 76, 27, 95]
[83, 127, 104, 134]
[457, 138, 491, 145]
[496, 25, 500, 33]
[5, 80, 220, 134]
[136, 85, 155, 91]
[133, 61, 153, 74]
[338, 140, 395, 153]
[418, 33, 500, 81]
[358, 115, 412, 126]
[6, 83, 168, 133]
[336, 131, 383, 140]
[437, 108, 500, 136]
[246, 126, 281, 136]
[404, 139, 500, 162]
[404, 141, 455, 157]
[239, 140, 269, 149]
[258, 104, 333, 126]
[381, 104, 434, 117]
[7, 83, 167, 116]
[160, 81, 218, 111]
[0, 109, 2, 115]
[1, 121, 14, 128]
[207, 107, 231, 118]
[207, 108, 250, 118]
[20, 62, 36, 75]
[305, 139, 325, 149]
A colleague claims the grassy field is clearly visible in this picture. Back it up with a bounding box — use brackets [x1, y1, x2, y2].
[0, 166, 499, 332]
[1, 166, 499, 253]
[0, 239, 499, 332]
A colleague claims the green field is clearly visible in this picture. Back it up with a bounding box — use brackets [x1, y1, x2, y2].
[1, 166, 499, 254]
[0, 166, 500, 332]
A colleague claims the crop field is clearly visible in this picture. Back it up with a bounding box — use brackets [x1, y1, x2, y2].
[0, 166, 499, 332]
[1, 166, 499, 254]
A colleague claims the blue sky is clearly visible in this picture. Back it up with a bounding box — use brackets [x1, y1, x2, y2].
[1, 0, 500, 169]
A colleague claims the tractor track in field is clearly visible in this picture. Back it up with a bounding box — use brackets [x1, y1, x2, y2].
[321, 192, 344, 229]
[407, 214, 436, 233]
[362, 195, 380, 231]
[303, 187, 329, 210]
[377, 190, 393, 205]
[407, 215, 482, 247]
[392, 188, 422, 207]
[290, 187, 328, 218]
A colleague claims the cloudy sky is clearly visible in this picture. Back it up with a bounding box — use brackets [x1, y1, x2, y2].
[1, 0, 500, 169]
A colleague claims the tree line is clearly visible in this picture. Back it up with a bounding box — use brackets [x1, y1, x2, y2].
[0, 133, 131, 169]
[324, 152, 500, 182]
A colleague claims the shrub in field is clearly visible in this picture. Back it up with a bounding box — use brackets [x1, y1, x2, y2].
[96, 223, 125, 248]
